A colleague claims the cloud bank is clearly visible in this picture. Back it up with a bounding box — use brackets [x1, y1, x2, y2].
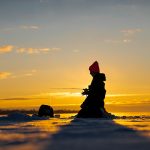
[20, 25, 39, 30]
[105, 28, 142, 44]
[0, 44, 61, 54]
[121, 28, 142, 37]
[16, 47, 61, 54]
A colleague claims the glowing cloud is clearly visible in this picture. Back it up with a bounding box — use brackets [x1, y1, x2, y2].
[20, 25, 39, 30]
[0, 72, 12, 79]
[123, 39, 132, 43]
[24, 70, 37, 77]
[121, 28, 142, 37]
[16, 47, 61, 54]
[11, 70, 37, 78]
[0, 45, 14, 53]
[104, 39, 131, 44]
[36, 92, 82, 97]
[104, 28, 142, 44]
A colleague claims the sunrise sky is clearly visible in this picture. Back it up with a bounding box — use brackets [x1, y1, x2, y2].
[0, 0, 150, 110]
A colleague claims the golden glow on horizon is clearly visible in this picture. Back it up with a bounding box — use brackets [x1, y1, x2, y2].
[0, 92, 150, 112]
[32, 92, 150, 98]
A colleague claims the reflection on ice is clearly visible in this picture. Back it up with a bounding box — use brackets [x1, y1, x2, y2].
[115, 119, 150, 137]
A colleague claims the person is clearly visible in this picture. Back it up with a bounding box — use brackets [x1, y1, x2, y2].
[76, 61, 107, 118]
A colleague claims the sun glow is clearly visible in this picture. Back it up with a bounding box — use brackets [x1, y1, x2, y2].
[0, 92, 149, 111]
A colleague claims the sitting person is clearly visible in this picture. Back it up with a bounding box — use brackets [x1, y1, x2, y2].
[76, 61, 107, 118]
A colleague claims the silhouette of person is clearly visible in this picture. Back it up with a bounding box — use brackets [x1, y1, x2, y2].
[76, 61, 107, 118]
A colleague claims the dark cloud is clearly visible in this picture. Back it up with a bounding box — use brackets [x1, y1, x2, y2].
[0, 97, 46, 101]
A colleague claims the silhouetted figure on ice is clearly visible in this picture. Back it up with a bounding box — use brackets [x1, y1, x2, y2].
[76, 61, 108, 118]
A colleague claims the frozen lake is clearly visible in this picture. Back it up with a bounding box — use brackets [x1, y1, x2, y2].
[0, 112, 150, 150]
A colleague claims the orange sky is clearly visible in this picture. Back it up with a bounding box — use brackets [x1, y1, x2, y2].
[0, 1, 150, 111]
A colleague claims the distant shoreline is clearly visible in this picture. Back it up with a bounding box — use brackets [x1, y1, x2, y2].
[0, 109, 78, 115]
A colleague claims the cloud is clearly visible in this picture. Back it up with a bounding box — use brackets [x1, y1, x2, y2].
[24, 69, 37, 77]
[0, 72, 12, 79]
[20, 25, 39, 30]
[16, 48, 39, 54]
[26, 48, 39, 54]
[104, 28, 142, 44]
[104, 39, 131, 44]
[1, 25, 39, 33]
[0, 70, 37, 79]
[11, 70, 37, 78]
[0, 69, 38, 80]
[0, 97, 46, 101]
[39, 47, 61, 53]
[0, 45, 14, 53]
[38, 92, 81, 97]
[0, 44, 61, 55]
[123, 39, 132, 43]
[16, 47, 61, 54]
[121, 28, 142, 37]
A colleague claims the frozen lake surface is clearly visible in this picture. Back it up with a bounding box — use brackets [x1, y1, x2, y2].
[0, 112, 150, 150]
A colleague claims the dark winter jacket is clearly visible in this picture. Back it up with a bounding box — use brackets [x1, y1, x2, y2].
[81, 73, 106, 109]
